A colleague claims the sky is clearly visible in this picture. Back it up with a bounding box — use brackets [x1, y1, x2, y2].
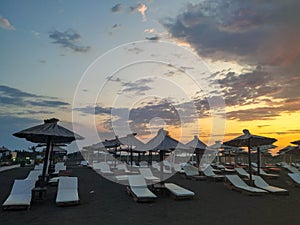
[1, 0, 300, 155]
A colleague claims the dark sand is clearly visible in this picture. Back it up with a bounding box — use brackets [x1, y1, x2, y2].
[0, 165, 299, 225]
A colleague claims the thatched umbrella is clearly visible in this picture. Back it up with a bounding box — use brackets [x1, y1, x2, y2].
[291, 140, 300, 146]
[185, 136, 207, 167]
[118, 133, 145, 165]
[13, 118, 84, 186]
[224, 129, 277, 185]
[207, 141, 235, 166]
[141, 128, 188, 181]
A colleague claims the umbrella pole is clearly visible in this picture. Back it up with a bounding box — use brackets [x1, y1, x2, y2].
[130, 147, 133, 166]
[41, 137, 51, 187]
[159, 151, 164, 182]
[257, 147, 260, 175]
[248, 138, 253, 186]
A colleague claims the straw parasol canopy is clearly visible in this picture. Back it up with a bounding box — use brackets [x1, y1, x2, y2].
[207, 141, 236, 166]
[141, 128, 188, 180]
[291, 140, 300, 146]
[13, 118, 84, 186]
[224, 129, 277, 185]
[118, 133, 145, 165]
[185, 136, 207, 166]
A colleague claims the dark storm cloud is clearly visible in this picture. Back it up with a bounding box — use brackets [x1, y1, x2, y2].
[49, 29, 90, 53]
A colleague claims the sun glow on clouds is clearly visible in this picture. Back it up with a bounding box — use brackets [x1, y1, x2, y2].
[137, 4, 148, 21]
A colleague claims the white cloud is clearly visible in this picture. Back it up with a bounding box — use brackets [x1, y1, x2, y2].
[0, 16, 15, 30]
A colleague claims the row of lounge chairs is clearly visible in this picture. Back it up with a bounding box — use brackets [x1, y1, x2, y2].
[89, 162, 195, 202]
[225, 175, 288, 195]
[2, 163, 80, 210]
[127, 175, 195, 202]
[179, 163, 291, 196]
[280, 162, 300, 186]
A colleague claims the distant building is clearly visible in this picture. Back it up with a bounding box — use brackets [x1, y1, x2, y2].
[0, 146, 11, 158]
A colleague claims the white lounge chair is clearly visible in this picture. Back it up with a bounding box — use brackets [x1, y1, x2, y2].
[25, 170, 41, 181]
[164, 183, 195, 199]
[235, 167, 250, 178]
[172, 163, 185, 173]
[116, 164, 138, 174]
[139, 161, 149, 167]
[252, 175, 288, 195]
[288, 173, 300, 186]
[56, 177, 80, 205]
[80, 160, 88, 166]
[139, 168, 160, 182]
[216, 164, 235, 173]
[202, 165, 225, 181]
[152, 161, 172, 174]
[252, 167, 279, 179]
[127, 175, 157, 202]
[34, 164, 43, 170]
[163, 160, 173, 174]
[281, 162, 300, 173]
[2, 179, 36, 210]
[225, 175, 268, 195]
[182, 164, 206, 180]
[52, 162, 66, 176]
[93, 162, 114, 175]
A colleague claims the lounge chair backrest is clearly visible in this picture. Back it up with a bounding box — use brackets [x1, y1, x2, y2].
[55, 163, 66, 171]
[92, 162, 101, 170]
[235, 168, 249, 176]
[173, 163, 182, 172]
[251, 162, 258, 168]
[99, 162, 111, 171]
[203, 166, 215, 176]
[183, 164, 198, 176]
[116, 164, 130, 172]
[11, 179, 36, 195]
[58, 177, 78, 190]
[226, 175, 247, 187]
[128, 175, 147, 187]
[139, 168, 154, 177]
[163, 160, 171, 167]
[25, 170, 41, 181]
[252, 175, 268, 188]
[34, 164, 43, 170]
[287, 166, 299, 173]
[139, 161, 148, 167]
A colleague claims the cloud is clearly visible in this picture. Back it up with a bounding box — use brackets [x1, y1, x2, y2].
[111, 3, 122, 13]
[120, 78, 154, 95]
[226, 97, 300, 121]
[130, 3, 148, 21]
[162, 0, 300, 106]
[146, 36, 160, 41]
[31, 30, 40, 38]
[163, 0, 300, 64]
[26, 100, 69, 107]
[0, 115, 41, 150]
[112, 24, 121, 29]
[0, 85, 70, 111]
[144, 28, 155, 33]
[76, 97, 201, 137]
[49, 29, 90, 53]
[0, 85, 40, 98]
[0, 16, 15, 30]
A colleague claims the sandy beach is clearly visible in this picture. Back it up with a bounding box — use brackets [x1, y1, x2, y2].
[0, 165, 299, 225]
